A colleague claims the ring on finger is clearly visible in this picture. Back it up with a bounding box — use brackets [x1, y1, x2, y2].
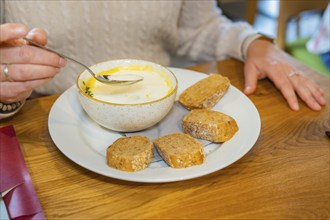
[2, 64, 13, 81]
[287, 71, 301, 78]
[3, 64, 9, 79]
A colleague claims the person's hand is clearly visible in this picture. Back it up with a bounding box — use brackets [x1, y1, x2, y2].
[244, 38, 326, 111]
[0, 23, 67, 103]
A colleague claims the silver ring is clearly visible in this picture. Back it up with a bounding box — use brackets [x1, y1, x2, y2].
[3, 64, 9, 79]
[287, 71, 300, 78]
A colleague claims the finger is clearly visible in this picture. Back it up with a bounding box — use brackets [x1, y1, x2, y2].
[0, 45, 67, 67]
[0, 23, 28, 42]
[0, 63, 60, 82]
[0, 89, 32, 103]
[243, 60, 259, 95]
[268, 72, 300, 111]
[25, 28, 48, 45]
[0, 82, 33, 102]
[0, 78, 52, 102]
[306, 79, 327, 106]
[292, 77, 326, 111]
[281, 85, 300, 111]
[289, 76, 322, 111]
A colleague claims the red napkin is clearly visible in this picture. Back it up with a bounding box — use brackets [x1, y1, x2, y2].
[0, 125, 45, 220]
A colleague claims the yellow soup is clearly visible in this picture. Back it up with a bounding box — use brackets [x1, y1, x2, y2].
[84, 65, 173, 104]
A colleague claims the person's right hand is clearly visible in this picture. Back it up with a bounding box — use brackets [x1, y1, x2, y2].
[0, 23, 67, 103]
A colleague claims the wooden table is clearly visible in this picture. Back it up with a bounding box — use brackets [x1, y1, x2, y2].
[1, 59, 329, 219]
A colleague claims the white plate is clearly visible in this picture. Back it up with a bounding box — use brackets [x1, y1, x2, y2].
[48, 68, 261, 183]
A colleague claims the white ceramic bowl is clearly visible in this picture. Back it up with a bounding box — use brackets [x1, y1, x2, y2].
[76, 59, 178, 132]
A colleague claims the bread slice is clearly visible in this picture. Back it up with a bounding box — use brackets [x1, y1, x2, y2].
[182, 109, 238, 142]
[154, 133, 205, 168]
[179, 74, 230, 110]
[106, 136, 153, 172]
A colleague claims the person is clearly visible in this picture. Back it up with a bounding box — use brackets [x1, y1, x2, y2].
[0, 0, 326, 119]
[307, 3, 330, 71]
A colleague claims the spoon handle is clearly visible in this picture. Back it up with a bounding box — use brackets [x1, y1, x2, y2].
[23, 37, 143, 85]
[23, 37, 96, 77]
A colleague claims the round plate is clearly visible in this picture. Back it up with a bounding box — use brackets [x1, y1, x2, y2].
[48, 68, 261, 183]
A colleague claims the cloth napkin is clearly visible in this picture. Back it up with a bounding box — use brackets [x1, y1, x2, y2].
[0, 125, 45, 220]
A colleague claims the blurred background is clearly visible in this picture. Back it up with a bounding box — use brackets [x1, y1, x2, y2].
[218, 0, 330, 76]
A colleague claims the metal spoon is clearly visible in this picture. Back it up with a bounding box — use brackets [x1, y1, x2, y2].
[23, 37, 144, 85]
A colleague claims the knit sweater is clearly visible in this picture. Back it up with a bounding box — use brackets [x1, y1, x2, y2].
[1, 0, 257, 94]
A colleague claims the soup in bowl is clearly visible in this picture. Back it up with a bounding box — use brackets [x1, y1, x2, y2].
[76, 59, 178, 132]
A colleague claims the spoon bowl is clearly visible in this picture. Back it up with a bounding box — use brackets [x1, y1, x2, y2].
[23, 37, 144, 85]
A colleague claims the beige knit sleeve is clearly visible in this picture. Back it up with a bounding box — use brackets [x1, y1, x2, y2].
[176, 0, 258, 62]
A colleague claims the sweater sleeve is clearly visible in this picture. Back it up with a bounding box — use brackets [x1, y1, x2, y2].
[176, 0, 258, 62]
[0, 0, 5, 24]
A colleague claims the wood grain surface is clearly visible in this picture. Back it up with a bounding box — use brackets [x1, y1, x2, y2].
[1, 59, 329, 219]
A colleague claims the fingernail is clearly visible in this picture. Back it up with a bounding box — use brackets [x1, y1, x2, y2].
[313, 102, 322, 111]
[292, 102, 299, 111]
[16, 27, 27, 35]
[244, 86, 251, 93]
[25, 28, 37, 39]
[320, 96, 326, 105]
[59, 57, 67, 67]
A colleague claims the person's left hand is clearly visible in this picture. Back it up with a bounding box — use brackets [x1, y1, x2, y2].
[244, 38, 326, 111]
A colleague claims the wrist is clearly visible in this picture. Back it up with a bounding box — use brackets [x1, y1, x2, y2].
[243, 33, 276, 60]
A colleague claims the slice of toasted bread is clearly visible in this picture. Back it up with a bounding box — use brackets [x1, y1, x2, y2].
[106, 136, 153, 172]
[182, 109, 238, 142]
[179, 74, 230, 110]
[154, 133, 205, 168]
